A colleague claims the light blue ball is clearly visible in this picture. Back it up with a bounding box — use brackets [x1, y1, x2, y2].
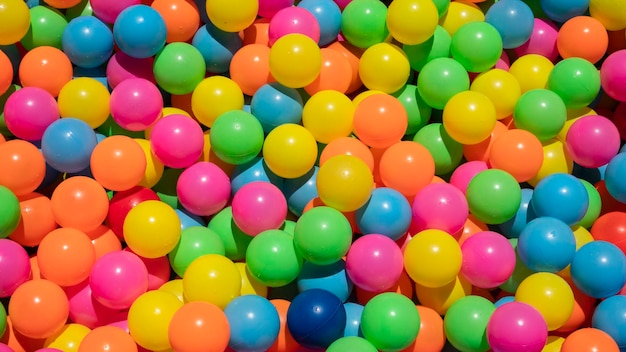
[250, 82, 303, 133]
[485, 0, 534, 49]
[225, 295, 281, 352]
[355, 187, 411, 240]
[282, 166, 318, 217]
[192, 22, 242, 74]
[113, 5, 167, 59]
[297, 259, 353, 302]
[517, 216, 576, 273]
[298, 0, 342, 46]
[62, 16, 114, 68]
[41, 118, 98, 173]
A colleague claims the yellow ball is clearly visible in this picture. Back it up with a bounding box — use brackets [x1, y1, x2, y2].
[443, 90, 497, 145]
[527, 139, 573, 187]
[269, 33, 322, 88]
[183, 254, 242, 309]
[159, 279, 185, 303]
[302, 90, 355, 144]
[123, 200, 181, 258]
[44, 323, 91, 352]
[134, 138, 165, 189]
[352, 89, 386, 106]
[509, 54, 554, 93]
[543, 336, 566, 352]
[235, 262, 268, 297]
[470, 68, 521, 120]
[58, 78, 110, 128]
[414, 275, 472, 315]
[191, 76, 244, 128]
[439, 1, 484, 37]
[205, 0, 258, 32]
[515, 272, 575, 331]
[404, 229, 462, 288]
[359, 42, 411, 93]
[263, 123, 318, 179]
[316, 154, 374, 212]
[387, 0, 439, 45]
[128, 290, 183, 351]
[0, 0, 30, 45]
[589, 0, 626, 31]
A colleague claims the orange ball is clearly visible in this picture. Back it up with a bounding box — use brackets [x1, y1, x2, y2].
[353, 93, 408, 149]
[268, 299, 300, 352]
[90, 135, 147, 191]
[86, 225, 123, 260]
[463, 121, 508, 162]
[557, 16, 609, 64]
[401, 305, 446, 352]
[378, 140, 435, 197]
[8, 279, 70, 339]
[0, 50, 12, 95]
[50, 176, 109, 233]
[555, 280, 595, 333]
[0, 316, 46, 352]
[327, 40, 364, 94]
[243, 18, 270, 46]
[561, 328, 620, 352]
[37, 227, 96, 287]
[78, 326, 138, 352]
[0, 139, 46, 196]
[10, 192, 57, 247]
[19, 46, 73, 97]
[168, 301, 230, 352]
[43, 0, 82, 8]
[489, 128, 544, 182]
[151, 0, 200, 43]
[319, 137, 375, 173]
[304, 47, 352, 95]
[229, 43, 275, 96]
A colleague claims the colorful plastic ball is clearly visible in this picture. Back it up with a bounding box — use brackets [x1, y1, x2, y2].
[192, 23, 242, 75]
[588, 0, 626, 30]
[562, 328, 620, 352]
[403, 25, 451, 73]
[517, 217, 576, 273]
[531, 173, 589, 226]
[489, 129, 543, 183]
[0, 238, 30, 297]
[78, 326, 138, 352]
[327, 336, 376, 352]
[51, 176, 109, 233]
[296, 0, 341, 46]
[182, 253, 241, 309]
[9, 192, 55, 247]
[514, 89, 566, 141]
[123, 200, 181, 258]
[110, 78, 162, 131]
[301, 90, 353, 144]
[168, 226, 225, 277]
[231, 181, 287, 236]
[601, 50, 626, 102]
[149, 114, 204, 169]
[412, 182, 468, 234]
[151, 0, 200, 43]
[205, 0, 258, 32]
[191, 77, 244, 129]
[340, 0, 388, 48]
[3, 86, 59, 141]
[207, 207, 252, 261]
[293, 206, 352, 265]
[443, 90, 497, 145]
[90, 0, 140, 24]
[486, 302, 548, 352]
[571, 240, 626, 298]
[209, 110, 264, 166]
[286, 289, 346, 349]
[88, 250, 148, 310]
[128, 290, 183, 351]
[246, 229, 303, 287]
[106, 186, 159, 240]
[37, 228, 95, 287]
[461, 231, 516, 288]
[412, 122, 463, 175]
[19, 45, 72, 97]
[515, 272, 575, 331]
[153, 42, 206, 95]
[386, 0, 438, 45]
[40, 118, 97, 174]
[466, 168, 522, 225]
[514, 18, 559, 62]
[346, 234, 403, 292]
[393, 84, 432, 136]
[169, 302, 229, 352]
[316, 154, 373, 213]
[229, 43, 273, 97]
[439, 0, 484, 36]
[175, 162, 229, 216]
[360, 292, 420, 351]
[269, 33, 322, 88]
[0, 51, 11, 96]
[449, 160, 489, 195]
[353, 93, 408, 149]
[0, 0, 30, 45]
[113, 4, 166, 59]
[509, 54, 554, 93]
[355, 187, 411, 241]
[105, 52, 155, 89]
[268, 6, 320, 46]
[470, 68, 522, 120]
[358, 42, 410, 94]
[263, 123, 318, 179]
[404, 229, 462, 288]
[557, 16, 608, 64]
[451, 21, 503, 73]
[342, 302, 364, 337]
[485, 0, 534, 49]
[444, 295, 495, 352]
[567, 115, 620, 168]
[540, 0, 589, 23]
[251, 82, 303, 133]
[378, 140, 434, 197]
[304, 47, 353, 95]
[62, 16, 113, 68]
[297, 260, 353, 303]
[547, 58, 600, 110]
[0, 140, 45, 196]
[90, 135, 146, 191]
[223, 295, 280, 351]
[57, 78, 110, 129]
[591, 212, 626, 253]
[592, 295, 626, 349]
[21, 5, 67, 50]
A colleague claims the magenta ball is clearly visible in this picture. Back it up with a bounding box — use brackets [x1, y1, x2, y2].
[268, 6, 321, 46]
[149, 114, 204, 168]
[514, 18, 559, 62]
[231, 181, 287, 236]
[3, 86, 59, 141]
[106, 51, 155, 89]
[91, 0, 141, 23]
[411, 182, 469, 235]
[0, 344, 13, 352]
[110, 78, 163, 131]
[601, 49, 626, 102]
[0, 239, 31, 298]
[177, 161, 231, 216]
[124, 247, 171, 291]
[486, 302, 548, 352]
[566, 114, 621, 168]
[64, 280, 127, 329]
[89, 250, 149, 310]
[449, 161, 489, 195]
[258, 0, 295, 18]
[460, 231, 516, 288]
[345, 234, 404, 292]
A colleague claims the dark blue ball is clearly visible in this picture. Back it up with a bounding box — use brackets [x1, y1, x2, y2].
[287, 288, 346, 349]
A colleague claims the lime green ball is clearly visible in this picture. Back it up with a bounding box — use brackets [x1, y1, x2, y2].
[327, 336, 378, 352]
[168, 226, 226, 277]
[294, 206, 352, 265]
[246, 229, 303, 287]
[208, 206, 252, 261]
[153, 42, 206, 95]
[444, 295, 495, 352]
[0, 186, 20, 238]
[361, 292, 420, 351]
[466, 169, 522, 224]
[209, 110, 265, 165]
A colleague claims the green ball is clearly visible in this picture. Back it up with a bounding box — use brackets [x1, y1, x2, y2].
[444, 295, 495, 352]
[466, 169, 522, 224]
[417, 57, 470, 110]
[66, 0, 93, 20]
[0, 303, 6, 338]
[403, 25, 451, 72]
[96, 116, 145, 138]
[207, 206, 252, 261]
[547, 57, 601, 110]
[327, 336, 378, 352]
[432, 0, 451, 17]
[412, 123, 463, 175]
[577, 179, 601, 229]
[361, 292, 420, 352]
[513, 89, 566, 141]
[153, 42, 206, 95]
[0, 84, 20, 137]
[21, 6, 68, 50]
[451, 21, 503, 73]
[499, 238, 535, 293]
[293, 206, 352, 266]
[246, 229, 303, 287]
[0, 186, 20, 239]
[168, 226, 226, 277]
[340, 0, 389, 48]
[209, 110, 265, 165]
[281, 219, 297, 236]
[392, 84, 432, 136]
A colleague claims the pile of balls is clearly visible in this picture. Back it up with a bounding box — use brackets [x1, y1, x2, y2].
[3, 0, 626, 350]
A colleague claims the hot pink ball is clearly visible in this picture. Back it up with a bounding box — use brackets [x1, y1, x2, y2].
[258, 0, 295, 18]
[411, 182, 469, 235]
[460, 231, 516, 288]
[231, 181, 287, 236]
[149, 114, 204, 169]
[495, 51, 511, 71]
[514, 18, 559, 62]
[268, 6, 321, 46]
[89, 250, 149, 310]
[110, 78, 163, 131]
[91, 0, 141, 23]
[124, 247, 171, 291]
[487, 302, 548, 352]
[0, 239, 31, 297]
[566, 114, 621, 168]
[106, 52, 155, 89]
[346, 234, 404, 292]
[3, 87, 59, 141]
[0, 344, 13, 352]
[176, 161, 231, 216]
[450, 160, 489, 194]
[601, 49, 626, 102]
[64, 280, 128, 329]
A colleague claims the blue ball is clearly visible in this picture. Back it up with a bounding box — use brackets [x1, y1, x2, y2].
[355, 187, 411, 240]
[530, 173, 589, 226]
[113, 5, 167, 59]
[250, 82, 303, 133]
[605, 152, 626, 203]
[192, 22, 242, 74]
[499, 188, 535, 239]
[282, 166, 318, 217]
[592, 295, 626, 349]
[343, 302, 364, 337]
[298, 0, 342, 46]
[571, 240, 626, 298]
[485, 0, 534, 49]
[224, 295, 281, 352]
[297, 259, 353, 302]
[231, 157, 284, 195]
[41, 118, 98, 173]
[540, 0, 589, 23]
[287, 288, 347, 349]
[175, 208, 206, 230]
[62, 16, 114, 68]
[517, 216, 576, 273]
[494, 295, 515, 308]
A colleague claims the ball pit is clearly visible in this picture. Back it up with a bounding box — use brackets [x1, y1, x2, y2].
[3, 0, 626, 351]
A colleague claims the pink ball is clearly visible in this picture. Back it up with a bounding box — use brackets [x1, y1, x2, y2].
[232, 181, 287, 236]
[3, 87, 59, 141]
[268, 6, 321, 46]
[460, 231, 516, 288]
[346, 234, 404, 292]
[176, 161, 231, 216]
[0, 239, 31, 298]
[566, 114, 621, 168]
[487, 302, 548, 352]
[107, 319, 130, 333]
[495, 51, 511, 71]
[89, 250, 149, 310]
[91, 0, 141, 23]
[411, 182, 469, 235]
[149, 114, 205, 169]
[124, 247, 171, 291]
[334, 0, 352, 9]
[450, 161, 489, 194]
[0, 343, 13, 352]
[514, 18, 559, 62]
[34, 349, 63, 352]
[601, 49, 626, 102]
[110, 78, 163, 132]
[106, 52, 155, 89]
[64, 280, 127, 329]
[258, 0, 295, 18]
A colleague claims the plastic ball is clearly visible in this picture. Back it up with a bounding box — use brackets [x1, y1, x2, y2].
[0, 238, 30, 297]
[207, 206, 253, 261]
[91, 135, 146, 191]
[466, 168, 522, 225]
[569, 114, 620, 169]
[0, 140, 46, 196]
[404, 229, 462, 288]
[88, 250, 148, 310]
[105, 51, 155, 89]
[113, 4, 167, 59]
[110, 78, 163, 131]
[489, 129, 543, 182]
[508, 54, 554, 93]
[403, 25, 451, 73]
[439, 0, 484, 36]
[292, 206, 350, 266]
[562, 328, 620, 352]
[9, 192, 56, 247]
[229, 43, 273, 96]
[601, 50, 626, 102]
[297, 0, 341, 46]
[340, 0, 389, 48]
[359, 42, 410, 94]
[470, 68, 522, 120]
[40, 118, 97, 174]
[182, 253, 241, 309]
[386, 0, 438, 45]
[301, 90, 353, 144]
[451, 21, 503, 73]
[591, 212, 626, 253]
[106, 186, 159, 240]
[37, 228, 95, 287]
[0, 0, 30, 45]
[515, 272, 575, 331]
[514, 89, 567, 141]
[224, 295, 280, 351]
[269, 33, 321, 88]
[128, 290, 183, 351]
[90, 0, 141, 24]
[3, 86, 59, 141]
[0, 51, 11, 96]
[346, 234, 404, 292]
[485, 0, 534, 49]
[297, 260, 353, 303]
[517, 217, 576, 273]
[514, 18, 559, 62]
[268, 6, 320, 46]
[417, 57, 469, 110]
[413, 122, 463, 175]
[592, 295, 626, 349]
[251, 82, 303, 133]
[412, 182, 469, 234]
[449, 160, 489, 194]
[149, 114, 204, 169]
[151, 0, 200, 43]
[123, 200, 181, 258]
[540, 0, 588, 23]
[327, 336, 376, 352]
[19, 45, 73, 97]
[393, 84, 432, 136]
[461, 231, 516, 288]
[57, 78, 110, 129]
[51, 176, 109, 233]
[78, 326, 138, 352]
[43, 323, 90, 351]
[531, 173, 589, 226]
[486, 302, 548, 352]
[548, 58, 601, 110]
[360, 292, 420, 351]
[287, 289, 346, 349]
[205, 0, 258, 32]
[169, 226, 225, 278]
[355, 187, 411, 241]
[444, 295, 495, 352]
[192, 22, 242, 74]
[164, 302, 231, 352]
[176, 161, 229, 216]
[231, 181, 287, 236]
[557, 16, 608, 64]
[316, 154, 373, 213]
[209, 110, 264, 165]
[21, 5, 68, 50]
[245, 229, 303, 287]
[527, 139, 573, 187]
[414, 275, 472, 315]
[443, 90, 497, 145]
[571, 240, 626, 298]
[353, 93, 408, 148]
[304, 47, 353, 95]
[153, 42, 206, 95]
[62, 16, 113, 68]
[378, 140, 435, 197]
[263, 123, 318, 179]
